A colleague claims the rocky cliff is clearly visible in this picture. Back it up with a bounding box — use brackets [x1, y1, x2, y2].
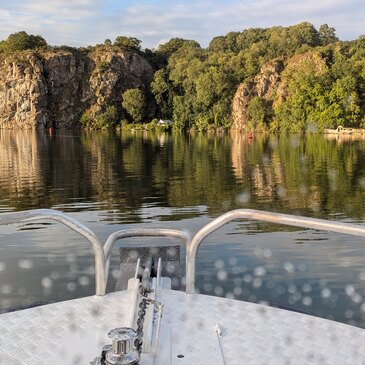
[231, 52, 327, 131]
[0, 48, 153, 129]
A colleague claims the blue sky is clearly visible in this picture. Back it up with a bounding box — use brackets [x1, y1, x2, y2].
[0, 0, 363, 49]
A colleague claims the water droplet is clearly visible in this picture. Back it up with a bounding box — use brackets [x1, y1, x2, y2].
[302, 296, 312, 306]
[345, 285, 355, 297]
[262, 249, 272, 259]
[217, 270, 228, 281]
[203, 283, 213, 292]
[233, 286, 243, 296]
[302, 283, 312, 293]
[321, 288, 332, 298]
[243, 274, 252, 283]
[66, 253, 76, 263]
[277, 186, 286, 198]
[78, 276, 91, 286]
[67, 282, 77, 292]
[1, 285, 12, 295]
[225, 292, 234, 299]
[236, 192, 250, 204]
[253, 278, 262, 288]
[41, 277, 53, 289]
[214, 286, 224, 296]
[50, 271, 60, 280]
[352, 293, 362, 304]
[18, 287, 27, 296]
[345, 309, 354, 318]
[17, 259, 34, 270]
[0, 262, 6, 272]
[358, 177, 365, 188]
[283, 262, 295, 274]
[254, 266, 266, 277]
[214, 260, 225, 270]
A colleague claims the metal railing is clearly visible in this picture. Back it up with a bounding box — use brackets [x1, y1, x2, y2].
[2, 209, 365, 296]
[0, 209, 107, 296]
[185, 209, 365, 293]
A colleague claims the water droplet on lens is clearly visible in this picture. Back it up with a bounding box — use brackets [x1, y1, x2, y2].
[1, 285, 12, 294]
[321, 288, 331, 298]
[67, 282, 77, 292]
[214, 260, 225, 270]
[78, 276, 90, 286]
[283, 262, 295, 274]
[254, 266, 266, 277]
[345, 285, 355, 297]
[217, 270, 228, 281]
[17, 259, 34, 270]
[214, 286, 224, 296]
[41, 277, 53, 289]
[302, 283, 312, 293]
[236, 192, 250, 204]
[228, 257, 238, 266]
[302, 296, 312, 306]
[233, 286, 243, 296]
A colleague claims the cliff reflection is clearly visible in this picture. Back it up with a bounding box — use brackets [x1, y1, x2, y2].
[1, 130, 365, 220]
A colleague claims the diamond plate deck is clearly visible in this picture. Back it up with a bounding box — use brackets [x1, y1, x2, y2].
[1, 290, 365, 364]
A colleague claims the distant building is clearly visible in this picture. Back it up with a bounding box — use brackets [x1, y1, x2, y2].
[157, 119, 173, 126]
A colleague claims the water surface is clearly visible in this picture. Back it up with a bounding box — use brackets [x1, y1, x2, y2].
[1, 130, 365, 327]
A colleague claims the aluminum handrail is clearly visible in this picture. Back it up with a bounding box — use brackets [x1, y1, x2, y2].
[185, 209, 365, 293]
[0, 209, 106, 295]
[4, 208, 365, 297]
[103, 228, 191, 283]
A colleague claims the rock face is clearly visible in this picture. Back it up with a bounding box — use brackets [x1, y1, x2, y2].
[231, 52, 326, 131]
[0, 48, 153, 129]
[231, 58, 284, 131]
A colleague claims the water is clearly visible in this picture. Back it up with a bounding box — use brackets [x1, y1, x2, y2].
[1, 130, 365, 327]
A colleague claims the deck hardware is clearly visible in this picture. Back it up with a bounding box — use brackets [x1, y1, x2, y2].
[91, 327, 140, 365]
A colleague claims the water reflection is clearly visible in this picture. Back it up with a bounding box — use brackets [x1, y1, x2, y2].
[1, 130, 365, 328]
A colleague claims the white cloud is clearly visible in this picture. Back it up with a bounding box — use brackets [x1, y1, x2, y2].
[0, 0, 364, 48]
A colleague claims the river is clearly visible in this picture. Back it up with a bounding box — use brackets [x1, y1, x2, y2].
[1, 130, 365, 327]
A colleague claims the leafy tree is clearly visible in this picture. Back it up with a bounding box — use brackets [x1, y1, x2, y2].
[122, 89, 146, 122]
[80, 105, 119, 129]
[319, 24, 339, 45]
[114, 36, 141, 51]
[157, 38, 200, 58]
[151, 69, 173, 118]
[0, 31, 47, 53]
[247, 97, 273, 130]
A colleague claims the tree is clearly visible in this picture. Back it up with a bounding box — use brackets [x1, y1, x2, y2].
[319, 24, 339, 45]
[157, 38, 200, 58]
[122, 89, 146, 123]
[151, 69, 173, 118]
[0, 31, 47, 53]
[114, 36, 141, 51]
[247, 97, 273, 130]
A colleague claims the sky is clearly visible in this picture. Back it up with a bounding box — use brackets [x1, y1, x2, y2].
[0, 0, 364, 49]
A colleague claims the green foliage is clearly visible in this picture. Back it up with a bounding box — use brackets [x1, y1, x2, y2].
[151, 22, 331, 131]
[319, 24, 339, 45]
[151, 69, 173, 118]
[247, 97, 273, 130]
[122, 89, 146, 123]
[96, 60, 110, 73]
[0, 31, 47, 53]
[80, 106, 119, 129]
[157, 38, 201, 58]
[113, 36, 141, 51]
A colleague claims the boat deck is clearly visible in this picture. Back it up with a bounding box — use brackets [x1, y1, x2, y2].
[1, 289, 365, 365]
